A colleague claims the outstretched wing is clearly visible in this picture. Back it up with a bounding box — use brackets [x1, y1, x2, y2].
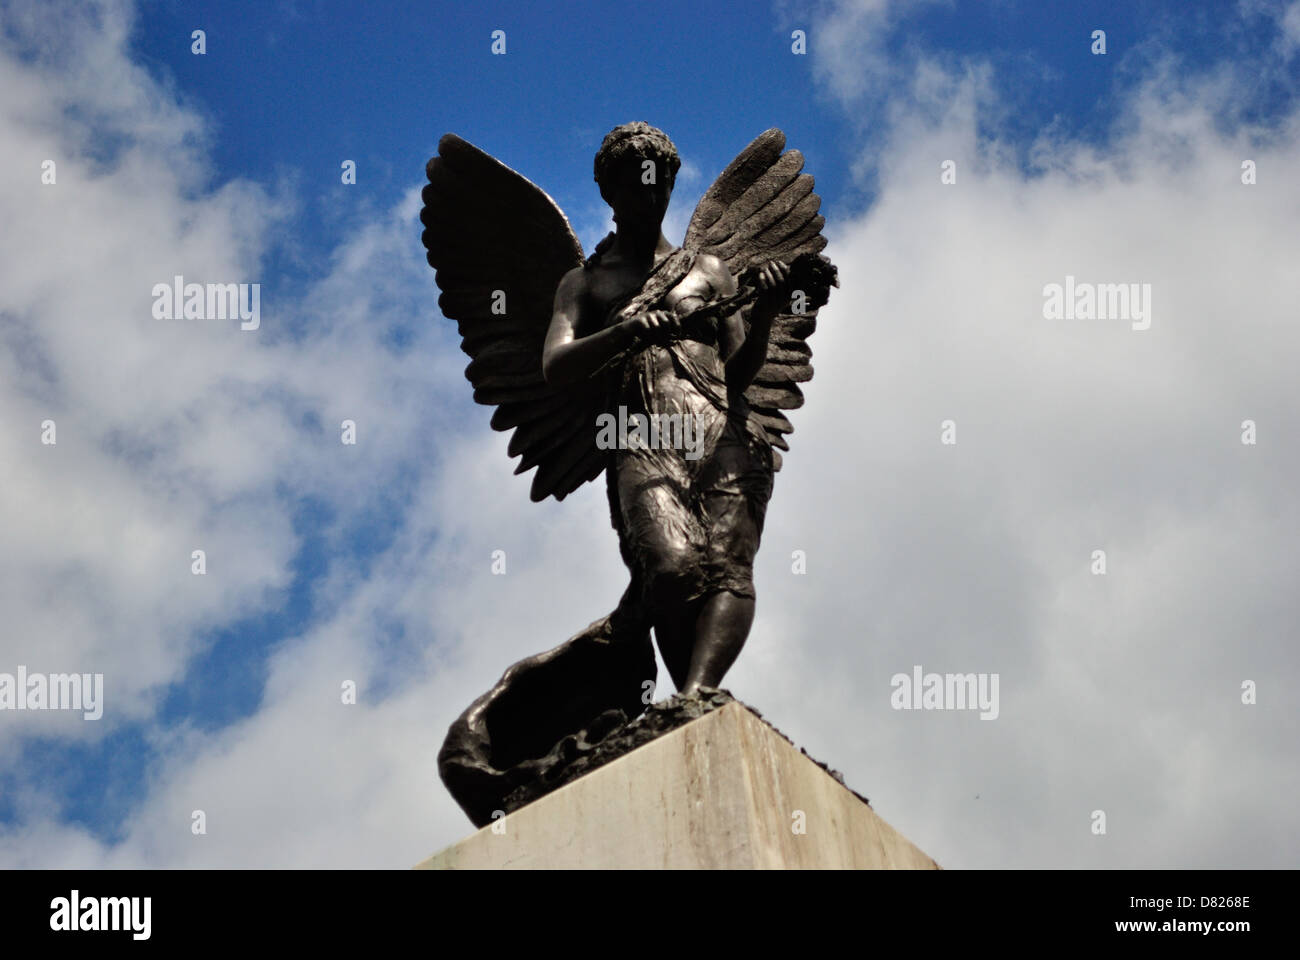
[684, 129, 833, 470]
[421, 134, 605, 501]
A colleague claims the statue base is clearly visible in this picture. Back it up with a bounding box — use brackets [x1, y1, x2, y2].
[417, 699, 939, 869]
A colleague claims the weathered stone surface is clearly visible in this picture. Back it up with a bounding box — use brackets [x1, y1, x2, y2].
[418, 701, 939, 869]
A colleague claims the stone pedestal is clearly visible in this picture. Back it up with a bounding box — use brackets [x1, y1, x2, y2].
[418, 701, 939, 869]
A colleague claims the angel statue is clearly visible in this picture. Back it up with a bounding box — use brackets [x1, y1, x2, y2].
[422, 122, 837, 825]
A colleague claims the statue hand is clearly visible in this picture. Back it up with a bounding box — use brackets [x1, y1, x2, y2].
[753, 259, 793, 312]
[621, 309, 680, 346]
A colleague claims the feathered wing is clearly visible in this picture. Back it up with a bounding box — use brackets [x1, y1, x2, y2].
[684, 128, 835, 470]
[421, 133, 607, 501]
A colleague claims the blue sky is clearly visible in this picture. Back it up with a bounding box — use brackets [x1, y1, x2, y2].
[2, 0, 1298, 868]
[127, 0, 1274, 246]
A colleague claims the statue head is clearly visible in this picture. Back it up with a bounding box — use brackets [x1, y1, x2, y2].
[594, 122, 680, 228]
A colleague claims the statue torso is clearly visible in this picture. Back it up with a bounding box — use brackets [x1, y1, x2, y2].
[578, 250, 719, 337]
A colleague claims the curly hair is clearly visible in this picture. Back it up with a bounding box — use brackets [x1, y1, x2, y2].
[593, 121, 681, 189]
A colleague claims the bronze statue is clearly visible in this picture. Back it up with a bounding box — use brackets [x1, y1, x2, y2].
[421, 123, 836, 825]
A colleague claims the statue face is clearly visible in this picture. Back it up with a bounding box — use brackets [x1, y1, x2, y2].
[601, 155, 674, 228]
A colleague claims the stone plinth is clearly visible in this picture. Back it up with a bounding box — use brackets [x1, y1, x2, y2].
[418, 701, 938, 869]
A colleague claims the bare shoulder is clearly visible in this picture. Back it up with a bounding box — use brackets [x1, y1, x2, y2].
[694, 252, 737, 295]
[694, 252, 727, 274]
[558, 264, 589, 295]
[553, 264, 589, 310]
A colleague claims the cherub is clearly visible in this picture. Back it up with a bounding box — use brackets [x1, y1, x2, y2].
[422, 122, 836, 825]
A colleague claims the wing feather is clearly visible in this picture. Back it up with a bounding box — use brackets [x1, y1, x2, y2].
[490, 395, 570, 431]
[684, 129, 837, 468]
[422, 133, 608, 501]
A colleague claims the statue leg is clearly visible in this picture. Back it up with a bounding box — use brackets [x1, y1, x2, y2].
[653, 601, 696, 692]
[682, 590, 754, 693]
[681, 427, 774, 693]
[614, 453, 706, 694]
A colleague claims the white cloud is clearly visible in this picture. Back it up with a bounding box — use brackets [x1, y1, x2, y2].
[2, 0, 1297, 870]
[781, 0, 951, 108]
[729, 47, 1300, 866]
[0, 0, 451, 755]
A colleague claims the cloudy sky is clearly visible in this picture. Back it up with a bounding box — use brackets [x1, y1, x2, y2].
[1, 0, 1296, 869]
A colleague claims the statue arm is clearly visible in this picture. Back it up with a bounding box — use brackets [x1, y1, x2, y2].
[721, 259, 788, 391]
[542, 269, 635, 387]
[723, 305, 772, 390]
